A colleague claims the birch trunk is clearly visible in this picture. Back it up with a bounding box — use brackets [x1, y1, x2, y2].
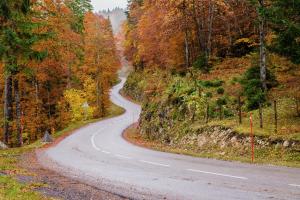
[259, 0, 267, 91]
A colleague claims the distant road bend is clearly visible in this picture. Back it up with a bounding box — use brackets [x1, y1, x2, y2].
[40, 77, 300, 200]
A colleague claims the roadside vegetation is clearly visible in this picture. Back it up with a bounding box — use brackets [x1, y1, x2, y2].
[0, 102, 125, 200]
[123, 68, 300, 167]
[123, 0, 300, 167]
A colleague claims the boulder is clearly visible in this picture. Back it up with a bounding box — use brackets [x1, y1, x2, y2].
[42, 131, 53, 143]
[283, 140, 290, 148]
[0, 141, 8, 150]
[230, 136, 240, 147]
[230, 136, 238, 143]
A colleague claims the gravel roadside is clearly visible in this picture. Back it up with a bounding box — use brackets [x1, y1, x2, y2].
[19, 151, 129, 200]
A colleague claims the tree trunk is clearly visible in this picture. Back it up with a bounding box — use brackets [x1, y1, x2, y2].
[258, 0, 267, 91]
[219, 105, 223, 120]
[67, 65, 72, 89]
[99, 80, 106, 117]
[296, 98, 300, 117]
[184, 33, 190, 67]
[259, 103, 263, 128]
[182, 0, 190, 68]
[34, 79, 41, 141]
[14, 78, 22, 147]
[192, 0, 206, 53]
[205, 102, 209, 124]
[96, 76, 100, 113]
[274, 100, 278, 133]
[238, 96, 242, 124]
[207, 0, 215, 58]
[47, 87, 51, 119]
[4, 75, 13, 145]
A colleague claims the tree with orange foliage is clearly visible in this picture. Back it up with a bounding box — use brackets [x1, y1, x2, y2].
[1, 0, 120, 147]
[125, 0, 258, 71]
[83, 12, 119, 117]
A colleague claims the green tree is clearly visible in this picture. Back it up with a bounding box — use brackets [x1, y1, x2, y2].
[268, 0, 300, 64]
[240, 66, 278, 110]
[66, 0, 93, 33]
[0, 0, 46, 146]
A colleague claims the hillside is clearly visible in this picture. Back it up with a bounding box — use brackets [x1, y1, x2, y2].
[122, 0, 300, 166]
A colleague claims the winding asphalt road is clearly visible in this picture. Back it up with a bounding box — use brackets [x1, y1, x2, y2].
[41, 77, 300, 200]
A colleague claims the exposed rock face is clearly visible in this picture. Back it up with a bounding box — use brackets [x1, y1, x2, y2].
[197, 135, 207, 147]
[139, 105, 300, 152]
[0, 141, 8, 150]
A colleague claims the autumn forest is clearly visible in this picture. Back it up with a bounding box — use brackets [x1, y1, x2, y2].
[0, 0, 119, 147]
[0, 0, 300, 199]
[1, 0, 300, 164]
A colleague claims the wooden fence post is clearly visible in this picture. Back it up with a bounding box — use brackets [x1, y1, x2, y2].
[274, 100, 278, 133]
[206, 102, 209, 124]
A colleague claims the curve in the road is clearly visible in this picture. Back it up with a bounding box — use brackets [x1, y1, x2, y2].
[40, 77, 300, 200]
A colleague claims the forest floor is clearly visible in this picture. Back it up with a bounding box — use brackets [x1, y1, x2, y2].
[0, 103, 126, 200]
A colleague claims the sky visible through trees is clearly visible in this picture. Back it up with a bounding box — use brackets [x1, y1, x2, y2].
[91, 0, 128, 11]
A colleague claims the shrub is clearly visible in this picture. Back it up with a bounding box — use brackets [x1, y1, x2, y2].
[193, 54, 211, 73]
[216, 97, 227, 106]
[230, 38, 256, 57]
[199, 79, 224, 88]
[205, 92, 213, 98]
[217, 87, 225, 95]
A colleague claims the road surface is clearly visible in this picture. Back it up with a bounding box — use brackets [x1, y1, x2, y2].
[40, 77, 300, 200]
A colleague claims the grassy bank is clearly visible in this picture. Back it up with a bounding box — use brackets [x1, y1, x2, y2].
[0, 102, 125, 200]
[124, 124, 300, 168]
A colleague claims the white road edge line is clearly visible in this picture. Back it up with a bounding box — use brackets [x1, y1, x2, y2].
[91, 133, 101, 151]
[187, 169, 248, 180]
[139, 160, 170, 167]
[102, 150, 111, 154]
[115, 154, 132, 159]
[289, 184, 300, 187]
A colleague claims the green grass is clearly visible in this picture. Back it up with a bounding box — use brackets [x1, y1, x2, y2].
[0, 102, 125, 200]
[0, 176, 49, 200]
[0, 145, 51, 200]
